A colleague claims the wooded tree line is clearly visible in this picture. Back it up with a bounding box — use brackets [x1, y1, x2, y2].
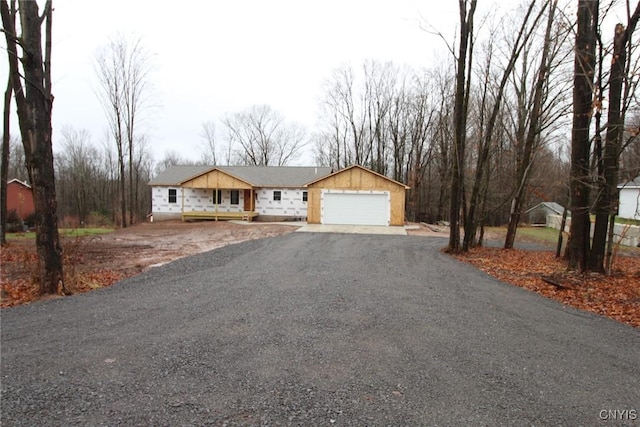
[443, 0, 640, 275]
[313, 2, 574, 233]
[312, 0, 640, 273]
[3, 0, 640, 294]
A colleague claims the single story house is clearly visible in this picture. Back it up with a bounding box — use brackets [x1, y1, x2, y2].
[149, 164, 409, 226]
[524, 201, 566, 225]
[618, 176, 640, 220]
[6, 178, 35, 221]
[149, 165, 332, 222]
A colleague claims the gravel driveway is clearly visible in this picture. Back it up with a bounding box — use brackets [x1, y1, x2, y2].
[2, 233, 639, 425]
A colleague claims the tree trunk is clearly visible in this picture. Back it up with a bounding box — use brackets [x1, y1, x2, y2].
[556, 204, 569, 258]
[1, 74, 11, 245]
[568, 0, 598, 271]
[1, 0, 64, 294]
[590, 4, 640, 271]
[448, 0, 476, 253]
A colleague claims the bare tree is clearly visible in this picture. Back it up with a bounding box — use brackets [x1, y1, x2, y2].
[1, 68, 11, 245]
[95, 34, 153, 227]
[199, 120, 234, 165]
[223, 105, 306, 166]
[1, 0, 64, 294]
[200, 121, 218, 165]
[55, 127, 99, 224]
[567, 0, 599, 270]
[504, 0, 560, 249]
[589, 1, 640, 272]
[154, 150, 198, 175]
[447, 0, 477, 253]
[317, 65, 366, 168]
[462, 1, 548, 251]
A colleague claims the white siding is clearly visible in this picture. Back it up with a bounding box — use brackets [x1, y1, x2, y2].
[255, 188, 308, 218]
[151, 187, 244, 215]
[619, 188, 640, 219]
[151, 186, 184, 216]
[151, 186, 308, 219]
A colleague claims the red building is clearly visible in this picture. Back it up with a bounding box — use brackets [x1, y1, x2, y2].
[7, 179, 35, 221]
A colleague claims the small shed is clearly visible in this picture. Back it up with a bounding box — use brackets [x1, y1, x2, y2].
[6, 178, 35, 221]
[524, 202, 565, 225]
[305, 165, 409, 226]
[618, 176, 640, 220]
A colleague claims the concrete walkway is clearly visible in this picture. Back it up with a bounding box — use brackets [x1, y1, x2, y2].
[231, 220, 409, 235]
[296, 223, 407, 235]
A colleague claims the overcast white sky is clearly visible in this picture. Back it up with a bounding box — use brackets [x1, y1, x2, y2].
[2, 0, 520, 165]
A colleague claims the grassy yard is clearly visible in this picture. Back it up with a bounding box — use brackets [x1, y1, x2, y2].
[514, 226, 563, 243]
[484, 225, 562, 245]
[615, 217, 640, 226]
[6, 228, 114, 240]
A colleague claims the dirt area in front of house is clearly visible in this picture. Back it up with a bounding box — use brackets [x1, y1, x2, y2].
[1, 221, 299, 307]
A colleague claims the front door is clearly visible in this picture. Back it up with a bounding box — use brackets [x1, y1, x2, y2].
[243, 189, 252, 211]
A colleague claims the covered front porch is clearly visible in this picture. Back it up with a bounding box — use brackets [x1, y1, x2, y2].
[181, 210, 259, 221]
[179, 168, 258, 222]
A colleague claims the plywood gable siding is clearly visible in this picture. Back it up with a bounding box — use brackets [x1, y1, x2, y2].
[307, 167, 405, 192]
[181, 169, 252, 189]
[389, 192, 407, 226]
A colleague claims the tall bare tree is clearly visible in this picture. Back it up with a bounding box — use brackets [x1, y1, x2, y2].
[589, 1, 640, 272]
[199, 120, 234, 165]
[1, 68, 11, 245]
[447, 0, 477, 253]
[463, 0, 547, 251]
[223, 105, 306, 166]
[1, 0, 64, 294]
[504, 0, 560, 249]
[568, 0, 599, 271]
[55, 127, 99, 224]
[95, 34, 153, 227]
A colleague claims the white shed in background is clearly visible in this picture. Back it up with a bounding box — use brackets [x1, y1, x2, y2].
[618, 177, 640, 220]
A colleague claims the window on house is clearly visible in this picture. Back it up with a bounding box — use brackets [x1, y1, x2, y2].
[273, 191, 282, 201]
[230, 190, 239, 205]
[213, 189, 223, 205]
[168, 189, 177, 203]
[302, 191, 308, 202]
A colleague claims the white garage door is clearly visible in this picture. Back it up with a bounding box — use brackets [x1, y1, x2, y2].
[321, 191, 390, 226]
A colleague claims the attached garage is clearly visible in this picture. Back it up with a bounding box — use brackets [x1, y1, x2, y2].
[321, 191, 390, 226]
[306, 165, 409, 226]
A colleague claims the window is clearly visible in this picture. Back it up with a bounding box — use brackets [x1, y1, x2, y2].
[230, 190, 240, 205]
[168, 189, 177, 204]
[273, 191, 281, 201]
[302, 191, 308, 202]
[213, 189, 223, 205]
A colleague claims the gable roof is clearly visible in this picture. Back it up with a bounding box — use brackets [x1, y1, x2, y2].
[7, 178, 32, 189]
[148, 165, 212, 186]
[304, 164, 410, 189]
[149, 165, 333, 188]
[618, 176, 640, 189]
[524, 201, 565, 215]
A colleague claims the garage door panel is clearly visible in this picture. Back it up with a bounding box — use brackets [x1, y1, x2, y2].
[322, 192, 389, 226]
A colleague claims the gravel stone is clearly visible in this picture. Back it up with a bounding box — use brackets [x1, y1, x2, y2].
[1, 233, 639, 426]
